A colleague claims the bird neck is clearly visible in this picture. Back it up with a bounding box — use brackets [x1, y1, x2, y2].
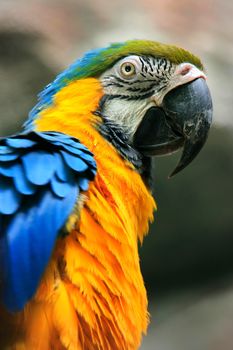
[26, 77, 156, 349]
[34, 77, 152, 185]
[34, 77, 156, 243]
[95, 105, 153, 187]
[33, 78, 103, 135]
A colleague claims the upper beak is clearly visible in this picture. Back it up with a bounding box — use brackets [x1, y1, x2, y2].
[133, 77, 213, 177]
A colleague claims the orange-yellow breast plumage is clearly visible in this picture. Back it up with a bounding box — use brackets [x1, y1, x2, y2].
[0, 78, 156, 350]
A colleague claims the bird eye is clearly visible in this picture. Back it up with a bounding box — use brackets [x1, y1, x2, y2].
[120, 62, 136, 79]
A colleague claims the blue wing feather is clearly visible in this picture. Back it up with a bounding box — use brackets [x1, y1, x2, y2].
[0, 131, 96, 312]
[54, 152, 74, 182]
[0, 145, 14, 154]
[0, 177, 22, 215]
[61, 150, 89, 172]
[78, 177, 90, 192]
[0, 153, 19, 162]
[51, 174, 75, 198]
[6, 138, 36, 148]
[3, 187, 78, 311]
[13, 169, 37, 195]
[22, 151, 56, 186]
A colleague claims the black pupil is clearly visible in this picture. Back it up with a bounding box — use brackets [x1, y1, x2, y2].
[125, 65, 132, 73]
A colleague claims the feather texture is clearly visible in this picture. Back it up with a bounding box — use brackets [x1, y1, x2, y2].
[0, 39, 204, 349]
[26, 40, 203, 129]
[0, 76, 156, 350]
[29, 78, 156, 350]
[0, 131, 96, 311]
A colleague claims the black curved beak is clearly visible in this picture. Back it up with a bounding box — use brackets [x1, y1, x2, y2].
[133, 78, 213, 177]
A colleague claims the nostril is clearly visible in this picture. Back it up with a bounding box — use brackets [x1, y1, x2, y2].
[175, 63, 207, 86]
[180, 65, 191, 76]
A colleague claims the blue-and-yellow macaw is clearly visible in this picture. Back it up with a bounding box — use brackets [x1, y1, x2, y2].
[0, 40, 212, 350]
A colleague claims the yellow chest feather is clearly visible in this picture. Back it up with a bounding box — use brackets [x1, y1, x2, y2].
[1, 78, 156, 350]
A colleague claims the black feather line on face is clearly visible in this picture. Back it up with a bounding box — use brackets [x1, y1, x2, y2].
[139, 57, 146, 72]
[104, 82, 124, 88]
[140, 72, 147, 78]
[108, 74, 157, 85]
[141, 56, 154, 71]
[95, 55, 174, 187]
[102, 90, 155, 101]
[126, 84, 155, 93]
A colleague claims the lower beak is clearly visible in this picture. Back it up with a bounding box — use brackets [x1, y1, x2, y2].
[133, 78, 213, 177]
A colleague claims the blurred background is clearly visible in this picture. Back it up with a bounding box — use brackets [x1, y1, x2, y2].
[0, 0, 232, 349]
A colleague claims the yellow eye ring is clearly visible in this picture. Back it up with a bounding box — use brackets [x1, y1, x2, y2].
[120, 62, 136, 78]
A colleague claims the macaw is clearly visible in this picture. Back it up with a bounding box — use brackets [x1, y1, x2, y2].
[0, 40, 212, 350]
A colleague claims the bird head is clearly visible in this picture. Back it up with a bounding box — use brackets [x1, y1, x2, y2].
[28, 40, 213, 177]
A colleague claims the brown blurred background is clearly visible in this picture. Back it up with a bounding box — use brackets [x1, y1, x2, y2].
[0, 1, 233, 349]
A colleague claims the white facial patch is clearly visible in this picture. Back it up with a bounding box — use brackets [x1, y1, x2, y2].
[102, 97, 155, 142]
[99, 55, 181, 141]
